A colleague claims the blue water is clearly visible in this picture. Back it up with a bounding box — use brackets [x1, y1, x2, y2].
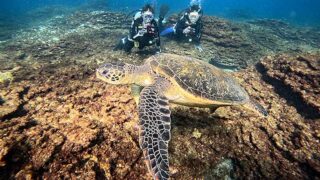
[1, 0, 320, 26]
[110, 0, 320, 26]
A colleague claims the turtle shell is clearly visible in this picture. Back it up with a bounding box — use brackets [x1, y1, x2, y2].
[147, 53, 249, 103]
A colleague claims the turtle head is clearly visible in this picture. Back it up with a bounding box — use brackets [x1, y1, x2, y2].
[96, 62, 133, 85]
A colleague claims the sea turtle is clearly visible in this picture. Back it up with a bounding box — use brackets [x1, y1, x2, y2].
[96, 53, 267, 180]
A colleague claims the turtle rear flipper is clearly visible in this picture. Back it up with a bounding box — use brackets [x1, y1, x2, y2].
[242, 98, 268, 117]
[139, 81, 171, 180]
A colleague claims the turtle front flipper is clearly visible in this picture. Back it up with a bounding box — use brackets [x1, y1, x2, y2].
[139, 83, 171, 180]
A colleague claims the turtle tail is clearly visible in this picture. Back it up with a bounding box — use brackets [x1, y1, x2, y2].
[242, 98, 268, 117]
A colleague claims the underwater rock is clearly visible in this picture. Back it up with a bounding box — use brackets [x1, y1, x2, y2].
[0, 55, 319, 179]
[248, 19, 295, 40]
[163, 15, 320, 69]
[14, 51, 27, 60]
[233, 65, 320, 179]
[247, 19, 320, 54]
[0, 71, 13, 84]
[161, 15, 258, 68]
[0, 67, 21, 85]
[0, 65, 147, 179]
[260, 54, 320, 119]
[202, 16, 249, 48]
[3, 9, 319, 70]
[0, 85, 26, 120]
[204, 159, 235, 180]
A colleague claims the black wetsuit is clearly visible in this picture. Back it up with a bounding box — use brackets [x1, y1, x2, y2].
[174, 9, 203, 45]
[115, 14, 160, 52]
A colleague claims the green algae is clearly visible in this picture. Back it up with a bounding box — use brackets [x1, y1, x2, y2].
[0, 71, 14, 84]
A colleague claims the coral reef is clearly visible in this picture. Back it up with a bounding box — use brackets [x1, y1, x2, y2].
[0, 9, 320, 179]
[0, 85, 25, 120]
[0, 71, 13, 84]
[260, 54, 320, 119]
[2, 10, 319, 70]
[0, 65, 148, 179]
[0, 53, 319, 179]
[161, 15, 320, 69]
[0, 67, 20, 85]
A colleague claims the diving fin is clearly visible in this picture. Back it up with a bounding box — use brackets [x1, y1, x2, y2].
[160, 27, 175, 36]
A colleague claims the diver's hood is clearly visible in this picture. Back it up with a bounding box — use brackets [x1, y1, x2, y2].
[189, 11, 200, 24]
[134, 11, 142, 20]
[142, 10, 154, 23]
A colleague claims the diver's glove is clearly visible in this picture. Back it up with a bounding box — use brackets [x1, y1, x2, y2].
[183, 27, 191, 34]
[183, 27, 195, 35]
[195, 44, 203, 52]
[138, 29, 147, 36]
[189, 28, 195, 34]
[134, 29, 147, 38]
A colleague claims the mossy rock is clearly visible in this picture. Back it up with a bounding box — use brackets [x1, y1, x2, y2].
[0, 71, 14, 84]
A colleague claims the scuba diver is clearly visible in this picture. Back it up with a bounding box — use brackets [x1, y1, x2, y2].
[114, 4, 161, 53]
[161, 2, 204, 52]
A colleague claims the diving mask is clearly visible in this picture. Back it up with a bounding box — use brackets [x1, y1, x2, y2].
[189, 11, 200, 24]
[142, 10, 154, 23]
